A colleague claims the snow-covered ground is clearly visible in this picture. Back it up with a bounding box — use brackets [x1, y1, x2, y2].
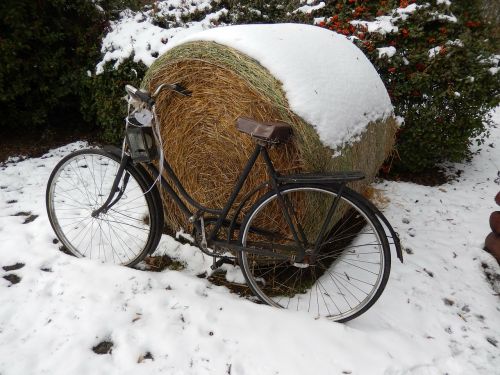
[0, 109, 499, 374]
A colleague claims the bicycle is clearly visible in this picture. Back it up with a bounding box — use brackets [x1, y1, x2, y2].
[46, 83, 403, 322]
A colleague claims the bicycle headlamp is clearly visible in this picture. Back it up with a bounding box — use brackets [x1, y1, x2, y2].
[125, 118, 157, 164]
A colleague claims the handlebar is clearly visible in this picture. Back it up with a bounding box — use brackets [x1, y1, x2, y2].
[125, 83, 191, 108]
[125, 85, 155, 107]
[152, 83, 192, 97]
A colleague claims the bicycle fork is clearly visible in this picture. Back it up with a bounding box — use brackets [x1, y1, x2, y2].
[91, 154, 132, 218]
[262, 147, 348, 266]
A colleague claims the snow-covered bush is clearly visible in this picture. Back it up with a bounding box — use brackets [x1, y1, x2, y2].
[308, 0, 500, 172]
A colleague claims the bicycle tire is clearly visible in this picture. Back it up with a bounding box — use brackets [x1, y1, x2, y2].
[238, 184, 391, 322]
[46, 148, 164, 267]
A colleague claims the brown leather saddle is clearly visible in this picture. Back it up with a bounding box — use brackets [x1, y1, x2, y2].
[236, 117, 292, 144]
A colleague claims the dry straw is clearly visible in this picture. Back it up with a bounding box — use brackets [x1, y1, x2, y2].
[143, 41, 396, 236]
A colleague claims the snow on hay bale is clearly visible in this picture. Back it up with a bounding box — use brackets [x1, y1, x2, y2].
[142, 24, 396, 232]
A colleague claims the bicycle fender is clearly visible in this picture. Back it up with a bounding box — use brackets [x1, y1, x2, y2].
[102, 145, 124, 159]
[310, 183, 403, 263]
[345, 188, 404, 263]
[373, 207, 403, 263]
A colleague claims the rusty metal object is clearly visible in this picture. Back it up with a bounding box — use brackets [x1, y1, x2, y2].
[490, 211, 500, 235]
[485, 232, 500, 263]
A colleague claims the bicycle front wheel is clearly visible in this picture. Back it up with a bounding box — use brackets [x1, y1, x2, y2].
[46, 149, 163, 266]
[239, 184, 391, 322]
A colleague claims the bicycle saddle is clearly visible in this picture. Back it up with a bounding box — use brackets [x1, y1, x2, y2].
[236, 117, 292, 144]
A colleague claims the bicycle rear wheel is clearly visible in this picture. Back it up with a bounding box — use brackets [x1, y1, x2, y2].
[46, 149, 163, 266]
[238, 184, 391, 322]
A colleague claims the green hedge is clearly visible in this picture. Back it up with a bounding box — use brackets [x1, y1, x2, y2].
[0, 0, 103, 132]
[0, 0, 140, 135]
[81, 57, 147, 143]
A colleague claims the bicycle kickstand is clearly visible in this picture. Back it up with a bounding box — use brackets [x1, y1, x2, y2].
[211, 256, 235, 270]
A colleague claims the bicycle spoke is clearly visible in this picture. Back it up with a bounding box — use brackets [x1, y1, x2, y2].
[240, 185, 390, 322]
[47, 150, 159, 266]
[105, 214, 147, 254]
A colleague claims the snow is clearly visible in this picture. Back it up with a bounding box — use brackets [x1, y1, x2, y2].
[428, 46, 443, 58]
[430, 11, 458, 23]
[350, 4, 423, 35]
[351, 16, 399, 35]
[447, 39, 464, 48]
[349, 3, 459, 37]
[377, 46, 397, 59]
[313, 17, 325, 25]
[96, 3, 227, 73]
[1, 107, 499, 374]
[154, 0, 213, 18]
[429, 40, 465, 59]
[293, 1, 325, 14]
[165, 23, 393, 150]
[396, 3, 421, 18]
[483, 54, 500, 75]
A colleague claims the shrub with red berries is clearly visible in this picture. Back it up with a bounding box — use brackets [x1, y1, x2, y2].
[297, 0, 500, 173]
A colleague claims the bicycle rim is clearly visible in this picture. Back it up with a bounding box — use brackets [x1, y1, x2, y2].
[239, 185, 390, 322]
[46, 150, 157, 266]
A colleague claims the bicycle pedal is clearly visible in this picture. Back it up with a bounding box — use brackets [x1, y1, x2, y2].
[211, 257, 235, 270]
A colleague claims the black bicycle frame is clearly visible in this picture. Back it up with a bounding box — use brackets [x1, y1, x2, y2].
[144, 143, 306, 256]
[91, 141, 304, 258]
[92, 137, 403, 264]
[92, 86, 406, 265]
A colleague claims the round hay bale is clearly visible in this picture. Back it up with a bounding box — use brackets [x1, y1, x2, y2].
[142, 24, 396, 234]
